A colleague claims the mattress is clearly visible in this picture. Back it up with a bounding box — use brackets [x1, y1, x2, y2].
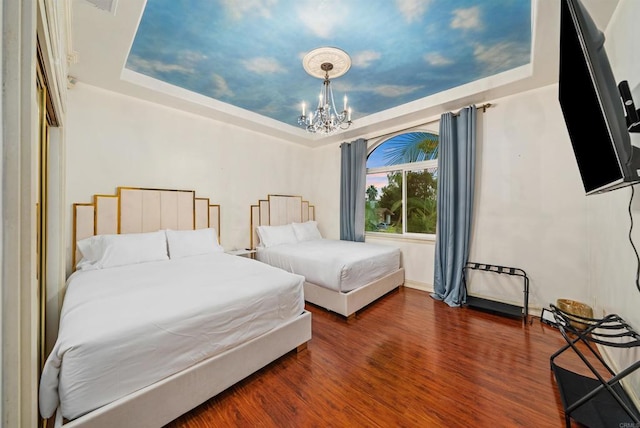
[256, 239, 400, 292]
[39, 253, 305, 421]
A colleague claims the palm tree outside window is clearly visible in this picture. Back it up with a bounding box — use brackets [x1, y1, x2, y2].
[365, 131, 438, 235]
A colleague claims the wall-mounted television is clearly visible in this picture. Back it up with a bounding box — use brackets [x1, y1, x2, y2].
[559, 0, 640, 195]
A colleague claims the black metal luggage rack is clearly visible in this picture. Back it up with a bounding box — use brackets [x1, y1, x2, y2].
[549, 305, 640, 428]
[461, 262, 529, 322]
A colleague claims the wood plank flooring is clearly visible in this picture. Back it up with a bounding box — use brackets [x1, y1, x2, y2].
[165, 287, 593, 427]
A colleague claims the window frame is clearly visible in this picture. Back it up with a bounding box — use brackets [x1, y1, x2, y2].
[366, 130, 439, 240]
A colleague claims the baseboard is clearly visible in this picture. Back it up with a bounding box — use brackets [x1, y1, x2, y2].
[404, 280, 432, 292]
[404, 281, 553, 322]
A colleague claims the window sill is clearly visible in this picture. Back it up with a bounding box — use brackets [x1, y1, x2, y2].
[365, 232, 436, 244]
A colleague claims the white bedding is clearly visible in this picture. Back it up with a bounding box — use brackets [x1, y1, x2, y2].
[39, 253, 305, 422]
[256, 239, 401, 292]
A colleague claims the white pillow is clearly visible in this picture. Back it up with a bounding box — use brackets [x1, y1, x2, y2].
[76, 235, 104, 271]
[256, 224, 298, 248]
[166, 228, 223, 259]
[76, 230, 169, 270]
[76, 235, 103, 269]
[292, 221, 322, 241]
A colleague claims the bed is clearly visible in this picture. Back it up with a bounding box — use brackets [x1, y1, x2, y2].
[250, 195, 404, 319]
[40, 187, 311, 428]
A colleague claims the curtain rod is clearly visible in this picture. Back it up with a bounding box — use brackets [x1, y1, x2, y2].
[357, 102, 494, 143]
[452, 102, 493, 116]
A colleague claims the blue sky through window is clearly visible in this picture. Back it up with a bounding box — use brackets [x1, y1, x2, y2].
[367, 132, 438, 168]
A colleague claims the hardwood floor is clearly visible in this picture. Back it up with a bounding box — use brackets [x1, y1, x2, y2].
[165, 287, 590, 427]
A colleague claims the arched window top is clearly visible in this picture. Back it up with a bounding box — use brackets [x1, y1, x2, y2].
[367, 131, 438, 169]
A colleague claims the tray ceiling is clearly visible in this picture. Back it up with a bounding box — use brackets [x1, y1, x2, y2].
[69, 0, 619, 146]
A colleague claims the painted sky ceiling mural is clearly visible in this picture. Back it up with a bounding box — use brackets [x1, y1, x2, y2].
[126, 0, 531, 127]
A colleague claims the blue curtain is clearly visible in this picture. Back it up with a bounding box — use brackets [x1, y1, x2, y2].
[431, 105, 477, 307]
[340, 138, 367, 242]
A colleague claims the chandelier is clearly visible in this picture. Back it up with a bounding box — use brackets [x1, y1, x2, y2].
[297, 47, 353, 135]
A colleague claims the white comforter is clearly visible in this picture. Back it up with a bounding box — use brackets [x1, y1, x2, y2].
[256, 239, 400, 292]
[39, 253, 305, 421]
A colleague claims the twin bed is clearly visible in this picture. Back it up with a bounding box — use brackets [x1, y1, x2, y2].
[41, 189, 403, 427]
[250, 194, 405, 319]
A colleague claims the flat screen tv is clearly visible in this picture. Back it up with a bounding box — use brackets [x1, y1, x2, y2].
[559, 0, 640, 195]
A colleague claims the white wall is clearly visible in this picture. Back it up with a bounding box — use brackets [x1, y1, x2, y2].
[591, 0, 640, 329]
[306, 141, 341, 240]
[313, 75, 639, 324]
[588, 0, 640, 399]
[312, 85, 592, 306]
[65, 83, 312, 274]
[470, 85, 591, 311]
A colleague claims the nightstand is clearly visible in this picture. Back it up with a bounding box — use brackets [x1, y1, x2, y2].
[225, 249, 257, 259]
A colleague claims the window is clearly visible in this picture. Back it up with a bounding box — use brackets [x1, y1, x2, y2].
[365, 131, 438, 236]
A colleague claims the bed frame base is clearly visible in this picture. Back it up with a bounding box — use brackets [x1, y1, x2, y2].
[59, 310, 312, 428]
[303, 268, 405, 318]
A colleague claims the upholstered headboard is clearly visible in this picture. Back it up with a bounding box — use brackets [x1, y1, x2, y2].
[73, 187, 220, 267]
[250, 194, 315, 249]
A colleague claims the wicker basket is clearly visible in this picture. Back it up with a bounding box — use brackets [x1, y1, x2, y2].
[556, 299, 593, 330]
